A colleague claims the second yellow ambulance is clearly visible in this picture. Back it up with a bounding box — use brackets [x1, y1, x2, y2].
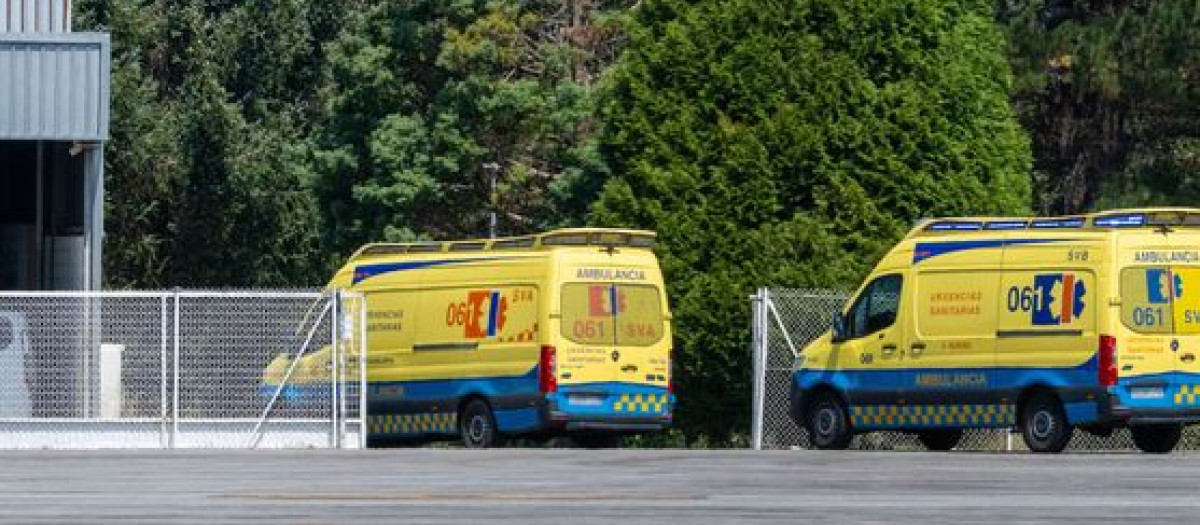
[263, 228, 673, 448]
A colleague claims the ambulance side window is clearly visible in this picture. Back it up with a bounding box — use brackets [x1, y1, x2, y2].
[847, 274, 903, 339]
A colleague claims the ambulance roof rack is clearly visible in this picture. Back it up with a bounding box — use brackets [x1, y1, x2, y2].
[909, 208, 1200, 238]
[348, 228, 657, 261]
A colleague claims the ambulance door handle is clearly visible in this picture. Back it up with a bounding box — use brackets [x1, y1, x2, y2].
[881, 344, 897, 355]
[1182, 353, 1196, 363]
[910, 343, 926, 355]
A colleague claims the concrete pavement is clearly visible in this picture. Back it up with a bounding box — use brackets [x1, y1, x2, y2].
[0, 449, 1194, 523]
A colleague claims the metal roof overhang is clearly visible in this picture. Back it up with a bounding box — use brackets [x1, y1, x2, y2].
[0, 32, 109, 141]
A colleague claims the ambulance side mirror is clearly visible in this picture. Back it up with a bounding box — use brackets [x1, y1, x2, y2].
[831, 313, 847, 343]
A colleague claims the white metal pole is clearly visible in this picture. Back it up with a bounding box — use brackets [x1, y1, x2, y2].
[330, 291, 340, 449]
[338, 292, 348, 448]
[171, 289, 180, 449]
[760, 289, 772, 449]
[359, 293, 368, 450]
[751, 288, 765, 450]
[160, 295, 167, 448]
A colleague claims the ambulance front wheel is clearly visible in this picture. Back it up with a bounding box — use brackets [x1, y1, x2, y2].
[460, 398, 503, 449]
[805, 391, 853, 450]
[1130, 424, 1181, 454]
[1020, 391, 1073, 453]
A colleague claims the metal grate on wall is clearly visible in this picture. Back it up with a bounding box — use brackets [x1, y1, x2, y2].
[1, 0, 71, 34]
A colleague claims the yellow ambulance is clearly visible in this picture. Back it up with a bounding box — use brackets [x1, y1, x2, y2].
[263, 228, 673, 448]
[791, 208, 1200, 453]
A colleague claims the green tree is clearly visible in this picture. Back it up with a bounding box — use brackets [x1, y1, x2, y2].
[308, 0, 632, 254]
[76, 0, 339, 287]
[594, 0, 1032, 440]
[1002, 0, 1200, 214]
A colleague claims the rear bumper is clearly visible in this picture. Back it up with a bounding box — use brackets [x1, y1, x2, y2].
[1104, 402, 1200, 425]
[1101, 378, 1200, 425]
[544, 404, 673, 431]
[561, 420, 670, 432]
[545, 384, 673, 433]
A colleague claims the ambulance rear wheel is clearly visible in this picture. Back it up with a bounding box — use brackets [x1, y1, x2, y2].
[806, 392, 852, 450]
[460, 399, 502, 449]
[1020, 392, 1072, 453]
[1130, 424, 1181, 454]
[917, 429, 963, 451]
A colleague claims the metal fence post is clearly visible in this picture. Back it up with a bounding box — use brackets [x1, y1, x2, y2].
[338, 294, 347, 449]
[171, 288, 180, 449]
[751, 288, 766, 450]
[160, 294, 168, 448]
[330, 291, 340, 449]
[359, 293, 368, 450]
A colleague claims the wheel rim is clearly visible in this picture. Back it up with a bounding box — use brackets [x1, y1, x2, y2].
[816, 405, 837, 437]
[1030, 409, 1055, 441]
[467, 414, 487, 443]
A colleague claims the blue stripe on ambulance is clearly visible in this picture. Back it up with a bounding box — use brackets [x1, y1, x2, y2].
[272, 367, 674, 437]
[797, 360, 1200, 430]
[352, 257, 516, 284]
[912, 238, 1077, 264]
[795, 355, 1102, 428]
[487, 291, 501, 336]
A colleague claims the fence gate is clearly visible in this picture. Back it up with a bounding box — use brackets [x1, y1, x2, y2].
[0, 290, 365, 449]
[750, 287, 1200, 452]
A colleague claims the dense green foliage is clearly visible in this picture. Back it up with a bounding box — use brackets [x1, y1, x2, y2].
[306, 1, 631, 254]
[1003, 0, 1200, 214]
[76, 0, 334, 286]
[78, 0, 628, 285]
[75, 0, 1200, 441]
[593, 0, 1031, 438]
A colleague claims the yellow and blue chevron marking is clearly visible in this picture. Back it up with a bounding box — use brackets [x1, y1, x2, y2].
[1174, 385, 1200, 405]
[369, 412, 458, 435]
[850, 404, 1015, 428]
[612, 393, 670, 413]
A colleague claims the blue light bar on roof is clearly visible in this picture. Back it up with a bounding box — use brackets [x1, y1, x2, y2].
[985, 221, 1027, 230]
[1094, 213, 1147, 228]
[927, 221, 983, 231]
[1031, 218, 1085, 229]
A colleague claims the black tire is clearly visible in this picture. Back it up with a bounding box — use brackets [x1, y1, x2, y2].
[805, 392, 853, 450]
[1131, 424, 1182, 454]
[1020, 392, 1073, 453]
[460, 399, 503, 449]
[917, 429, 963, 451]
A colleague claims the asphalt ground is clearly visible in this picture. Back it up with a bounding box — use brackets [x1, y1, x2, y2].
[1, 449, 1197, 524]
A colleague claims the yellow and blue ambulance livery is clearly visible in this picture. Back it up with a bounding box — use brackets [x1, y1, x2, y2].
[262, 229, 673, 448]
[792, 208, 1200, 453]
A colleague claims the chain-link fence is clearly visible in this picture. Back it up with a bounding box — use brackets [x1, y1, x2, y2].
[751, 288, 1200, 452]
[0, 290, 364, 449]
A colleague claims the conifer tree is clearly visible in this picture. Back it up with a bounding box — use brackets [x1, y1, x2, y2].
[595, 0, 1032, 439]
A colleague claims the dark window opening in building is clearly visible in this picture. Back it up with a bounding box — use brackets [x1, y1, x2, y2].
[0, 141, 39, 290]
[0, 141, 89, 290]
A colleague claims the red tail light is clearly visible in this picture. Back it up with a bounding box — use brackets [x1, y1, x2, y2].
[1099, 335, 1118, 387]
[538, 345, 557, 393]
